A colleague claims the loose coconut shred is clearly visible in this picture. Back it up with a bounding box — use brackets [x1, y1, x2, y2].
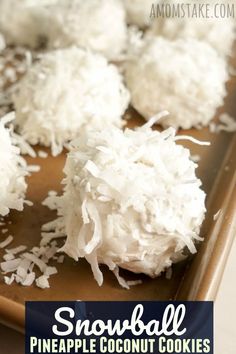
[42, 112, 207, 289]
[1, 240, 60, 288]
[0, 112, 29, 216]
[209, 113, 236, 133]
[0, 112, 49, 287]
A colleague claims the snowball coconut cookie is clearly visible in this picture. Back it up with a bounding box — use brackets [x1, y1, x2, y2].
[0, 113, 28, 216]
[43, 115, 206, 288]
[47, 0, 127, 60]
[149, 0, 235, 57]
[125, 37, 228, 129]
[0, 0, 55, 48]
[123, 0, 157, 28]
[13, 47, 130, 156]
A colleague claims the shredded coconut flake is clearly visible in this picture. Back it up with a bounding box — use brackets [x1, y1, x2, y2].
[210, 114, 236, 133]
[27, 165, 41, 173]
[213, 209, 222, 221]
[21, 272, 36, 286]
[6, 245, 27, 255]
[44, 266, 58, 276]
[165, 267, 173, 280]
[4, 274, 14, 285]
[22, 252, 47, 273]
[0, 112, 29, 216]
[36, 275, 50, 289]
[1, 258, 21, 273]
[3, 253, 15, 261]
[38, 150, 48, 158]
[0, 235, 13, 248]
[191, 155, 201, 163]
[1, 240, 59, 288]
[57, 255, 64, 264]
[126, 280, 143, 287]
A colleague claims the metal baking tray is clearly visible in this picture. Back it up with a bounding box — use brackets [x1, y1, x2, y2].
[0, 66, 235, 335]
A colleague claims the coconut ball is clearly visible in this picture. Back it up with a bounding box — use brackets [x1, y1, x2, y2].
[47, 0, 127, 60]
[0, 113, 28, 216]
[43, 118, 206, 287]
[13, 47, 130, 156]
[125, 37, 228, 129]
[0, 0, 54, 48]
[149, 1, 235, 57]
[123, 0, 156, 28]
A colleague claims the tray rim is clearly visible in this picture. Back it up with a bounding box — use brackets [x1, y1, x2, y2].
[176, 135, 236, 301]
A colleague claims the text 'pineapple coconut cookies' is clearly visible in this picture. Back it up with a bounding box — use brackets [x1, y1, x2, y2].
[43, 115, 206, 288]
[125, 37, 228, 129]
[13, 47, 130, 156]
[123, 0, 156, 28]
[149, 0, 235, 57]
[0, 113, 28, 216]
[47, 0, 127, 60]
[0, 0, 54, 48]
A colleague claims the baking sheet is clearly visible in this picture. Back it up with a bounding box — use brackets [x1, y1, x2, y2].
[0, 70, 235, 334]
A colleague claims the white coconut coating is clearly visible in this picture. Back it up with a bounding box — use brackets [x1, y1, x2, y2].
[149, 0, 235, 57]
[13, 47, 130, 156]
[123, 0, 156, 28]
[43, 120, 206, 287]
[0, 0, 54, 48]
[48, 0, 128, 60]
[0, 113, 28, 216]
[125, 37, 228, 129]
